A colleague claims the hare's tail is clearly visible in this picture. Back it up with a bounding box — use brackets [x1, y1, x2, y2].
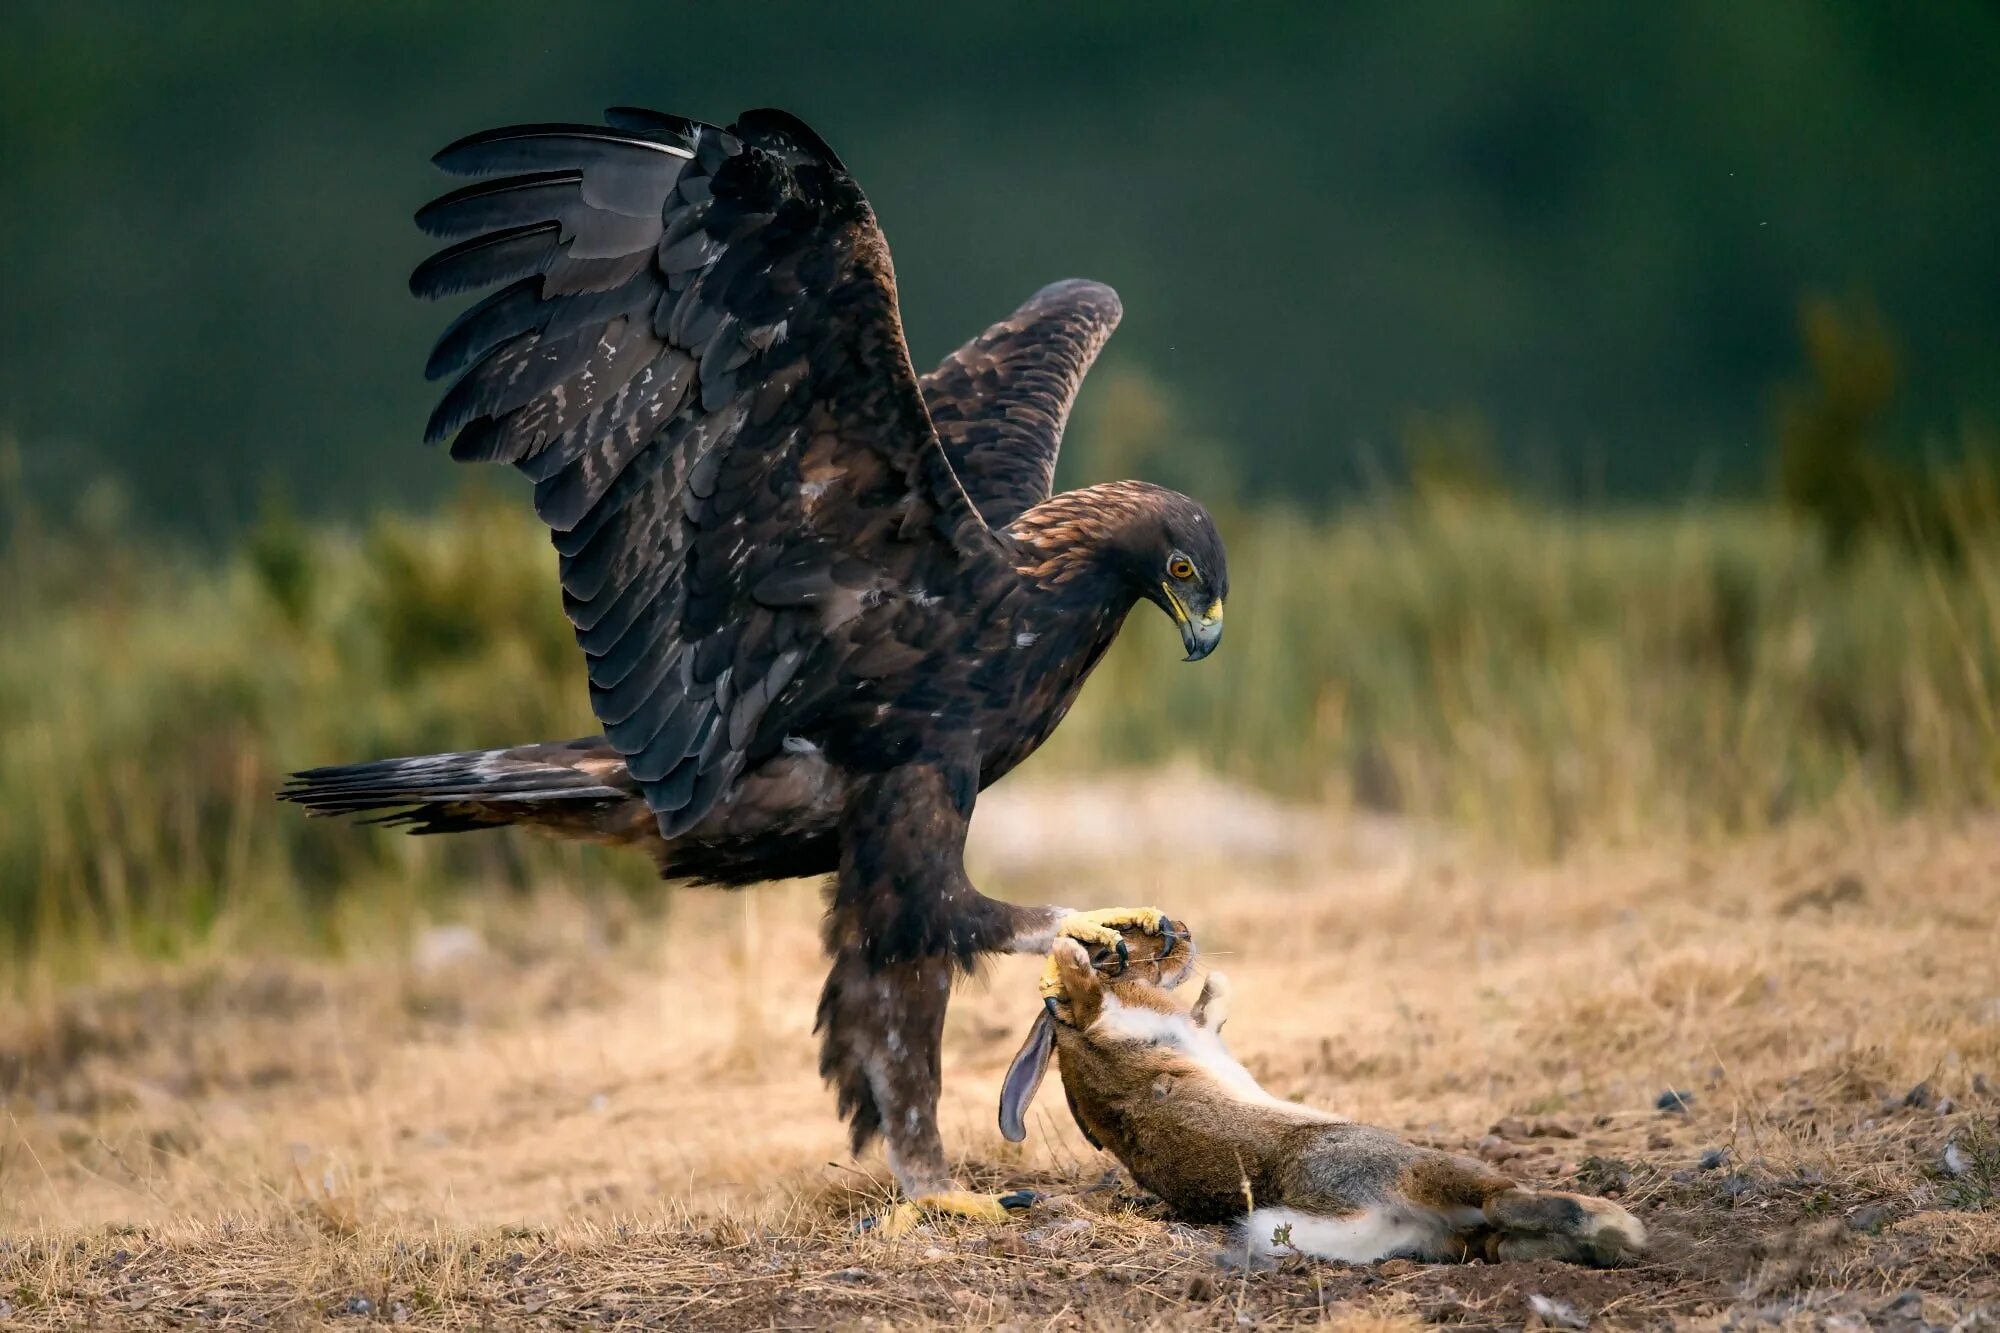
[1240, 1205, 1455, 1264]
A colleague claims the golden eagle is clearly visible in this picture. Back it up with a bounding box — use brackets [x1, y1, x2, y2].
[283, 106, 1228, 1222]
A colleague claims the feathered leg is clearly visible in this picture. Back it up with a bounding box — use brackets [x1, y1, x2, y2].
[815, 937, 965, 1199]
[818, 755, 1042, 1230]
[817, 748, 1170, 1230]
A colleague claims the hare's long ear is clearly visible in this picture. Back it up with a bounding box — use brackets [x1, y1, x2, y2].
[999, 1002, 1058, 1143]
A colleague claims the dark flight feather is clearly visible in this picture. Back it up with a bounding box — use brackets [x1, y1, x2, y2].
[409, 107, 1012, 838]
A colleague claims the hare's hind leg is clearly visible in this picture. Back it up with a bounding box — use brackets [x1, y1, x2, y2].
[1481, 1189, 1646, 1267]
[1398, 1151, 1645, 1267]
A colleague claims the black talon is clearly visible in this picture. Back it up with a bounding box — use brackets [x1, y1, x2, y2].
[998, 1189, 1041, 1212]
[1114, 938, 1130, 974]
[1160, 922, 1178, 957]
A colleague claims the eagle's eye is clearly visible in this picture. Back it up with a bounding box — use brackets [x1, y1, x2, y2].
[1167, 555, 1196, 581]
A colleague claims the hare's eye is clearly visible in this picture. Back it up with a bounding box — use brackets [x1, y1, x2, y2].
[1168, 556, 1195, 581]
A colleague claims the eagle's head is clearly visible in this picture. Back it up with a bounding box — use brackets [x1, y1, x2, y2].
[1010, 481, 1228, 659]
[1121, 488, 1228, 662]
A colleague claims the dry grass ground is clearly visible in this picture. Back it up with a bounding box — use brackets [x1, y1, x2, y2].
[4, 775, 1998, 1329]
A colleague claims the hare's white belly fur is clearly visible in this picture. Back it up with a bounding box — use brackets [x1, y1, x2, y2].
[1240, 1205, 1471, 1263]
[1091, 994, 1341, 1119]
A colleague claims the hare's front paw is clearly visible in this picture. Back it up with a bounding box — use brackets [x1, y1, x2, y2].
[1037, 907, 1175, 999]
[1483, 1189, 1646, 1267]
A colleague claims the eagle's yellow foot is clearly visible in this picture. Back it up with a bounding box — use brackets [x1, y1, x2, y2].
[1040, 906, 1172, 999]
[873, 1189, 1038, 1238]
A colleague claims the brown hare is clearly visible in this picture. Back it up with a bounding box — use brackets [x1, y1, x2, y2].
[1000, 932, 1645, 1266]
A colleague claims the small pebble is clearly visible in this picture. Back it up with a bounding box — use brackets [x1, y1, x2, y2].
[1212, 1246, 1277, 1272]
[1848, 1203, 1895, 1233]
[1902, 1082, 1933, 1110]
[1656, 1089, 1695, 1114]
[1878, 1291, 1925, 1318]
[1025, 1218, 1092, 1248]
[346, 1295, 374, 1317]
[1943, 1142, 1972, 1177]
[1698, 1147, 1730, 1171]
[1527, 1293, 1589, 1330]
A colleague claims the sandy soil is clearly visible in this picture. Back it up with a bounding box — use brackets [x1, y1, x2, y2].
[3, 779, 1998, 1329]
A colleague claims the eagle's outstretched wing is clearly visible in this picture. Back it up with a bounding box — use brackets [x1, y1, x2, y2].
[411, 106, 1005, 837]
[920, 279, 1123, 529]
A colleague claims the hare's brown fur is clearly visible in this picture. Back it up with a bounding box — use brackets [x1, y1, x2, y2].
[1007, 935, 1645, 1266]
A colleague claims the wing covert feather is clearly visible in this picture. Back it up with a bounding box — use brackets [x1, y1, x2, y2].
[920, 279, 1122, 528]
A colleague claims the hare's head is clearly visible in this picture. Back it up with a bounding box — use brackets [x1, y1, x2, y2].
[998, 919, 1202, 1142]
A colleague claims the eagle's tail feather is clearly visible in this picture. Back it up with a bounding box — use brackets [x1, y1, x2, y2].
[279, 738, 647, 841]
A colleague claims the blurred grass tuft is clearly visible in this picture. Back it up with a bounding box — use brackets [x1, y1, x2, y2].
[1776, 294, 2000, 564]
[4, 480, 1999, 969]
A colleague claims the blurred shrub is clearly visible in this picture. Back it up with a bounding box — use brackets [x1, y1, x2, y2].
[4, 478, 1999, 965]
[1401, 408, 1506, 503]
[245, 501, 315, 629]
[1776, 295, 2000, 562]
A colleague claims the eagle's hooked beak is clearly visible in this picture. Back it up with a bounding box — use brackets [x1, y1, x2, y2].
[1162, 585, 1224, 662]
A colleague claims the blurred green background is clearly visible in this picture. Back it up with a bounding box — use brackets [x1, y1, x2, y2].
[5, 3, 1997, 526]
[4, 4, 1999, 969]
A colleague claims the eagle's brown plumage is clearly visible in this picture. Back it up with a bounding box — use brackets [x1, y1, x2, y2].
[282, 106, 1228, 1205]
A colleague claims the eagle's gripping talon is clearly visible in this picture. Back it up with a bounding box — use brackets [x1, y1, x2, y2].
[870, 1189, 1032, 1238]
[1039, 906, 1170, 1000]
[1051, 906, 1169, 952]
